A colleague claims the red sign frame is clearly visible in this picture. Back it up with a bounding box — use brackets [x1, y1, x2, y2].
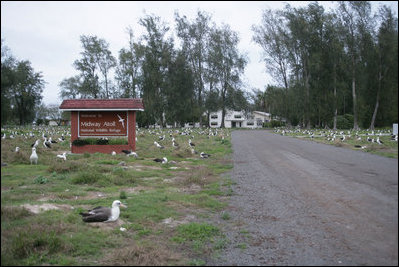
[78, 111, 128, 137]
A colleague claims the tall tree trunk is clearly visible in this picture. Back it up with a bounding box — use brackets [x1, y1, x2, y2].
[352, 56, 359, 130]
[333, 62, 338, 130]
[369, 69, 382, 131]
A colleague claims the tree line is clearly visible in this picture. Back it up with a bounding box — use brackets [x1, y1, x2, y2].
[57, 11, 249, 128]
[252, 1, 398, 130]
[2, 2, 397, 129]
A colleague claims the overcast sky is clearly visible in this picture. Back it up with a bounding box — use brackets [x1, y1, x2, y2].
[2, 1, 398, 106]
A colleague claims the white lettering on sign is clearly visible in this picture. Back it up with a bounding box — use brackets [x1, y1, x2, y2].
[103, 121, 116, 127]
[79, 111, 128, 137]
[81, 122, 101, 127]
[81, 114, 97, 118]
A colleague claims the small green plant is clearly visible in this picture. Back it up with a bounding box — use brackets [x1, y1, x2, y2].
[236, 243, 247, 249]
[221, 211, 231, 220]
[120, 191, 127, 199]
[71, 171, 103, 184]
[172, 222, 220, 243]
[34, 175, 49, 184]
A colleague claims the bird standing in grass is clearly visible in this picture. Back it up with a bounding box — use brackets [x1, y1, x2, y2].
[31, 139, 40, 148]
[43, 138, 51, 149]
[172, 138, 179, 149]
[376, 137, 383, 145]
[30, 147, 38, 164]
[188, 139, 195, 148]
[154, 141, 164, 149]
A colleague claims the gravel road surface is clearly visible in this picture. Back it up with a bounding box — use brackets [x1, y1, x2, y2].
[207, 130, 398, 266]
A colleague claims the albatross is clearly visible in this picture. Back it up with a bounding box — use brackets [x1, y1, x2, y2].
[122, 150, 138, 158]
[30, 147, 38, 164]
[79, 200, 127, 223]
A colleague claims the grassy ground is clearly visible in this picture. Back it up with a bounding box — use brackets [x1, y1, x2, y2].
[272, 127, 398, 158]
[1, 126, 233, 266]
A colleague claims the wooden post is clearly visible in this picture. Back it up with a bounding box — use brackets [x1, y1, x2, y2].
[128, 110, 136, 151]
[70, 111, 79, 153]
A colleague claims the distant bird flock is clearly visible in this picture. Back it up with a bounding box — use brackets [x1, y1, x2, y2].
[274, 127, 397, 150]
[1, 125, 226, 166]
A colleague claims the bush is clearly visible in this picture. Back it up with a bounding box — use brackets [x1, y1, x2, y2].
[333, 114, 354, 129]
[34, 175, 49, 184]
[72, 139, 90, 146]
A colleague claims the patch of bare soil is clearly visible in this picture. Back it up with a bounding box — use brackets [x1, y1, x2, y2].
[100, 238, 184, 266]
[161, 214, 197, 228]
[122, 186, 150, 194]
[20, 203, 73, 214]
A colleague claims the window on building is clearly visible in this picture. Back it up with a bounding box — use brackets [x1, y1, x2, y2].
[247, 121, 254, 126]
[234, 115, 242, 119]
[211, 115, 218, 119]
[211, 122, 218, 126]
[257, 119, 263, 126]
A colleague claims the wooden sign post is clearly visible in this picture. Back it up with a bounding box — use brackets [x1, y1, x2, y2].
[59, 99, 144, 154]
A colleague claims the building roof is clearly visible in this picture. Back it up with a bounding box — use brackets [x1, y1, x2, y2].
[59, 98, 144, 111]
[253, 111, 271, 117]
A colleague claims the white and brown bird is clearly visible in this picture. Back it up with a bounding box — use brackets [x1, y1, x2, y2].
[43, 138, 51, 149]
[30, 147, 38, 164]
[188, 139, 195, 148]
[56, 152, 67, 161]
[122, 150, 138, 158]
[79, 200, 127, 223]
[154, 157, 168, 164]
[200, 152, 211, 158]
[154, 141, 164, 149]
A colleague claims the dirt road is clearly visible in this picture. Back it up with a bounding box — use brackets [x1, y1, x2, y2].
[208, 130, 398, 266]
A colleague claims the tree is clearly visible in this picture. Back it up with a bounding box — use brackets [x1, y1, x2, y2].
[208, 24, 247, 128]
[337, 1, 373, 130]
[95, 38, 117, 98]
[369, 5, 398, 129]
[59, 75, 81, 99]
[139, 14, 174, 127]
[1, 39, 15, 125]
[175, 10, 212, 127]
[165, 50, 195, 126]
[9, 60, 45, 125]
[115, 27, 145, 98]
[252, 9, 290, 90]
[73, 35, 116, 99]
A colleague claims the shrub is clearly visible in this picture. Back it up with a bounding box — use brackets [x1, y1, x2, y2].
[333, 114, 354, 129]
[34, 175, 49, 184]
[120, 191, 127, 199]
[72, 139, 90, 146]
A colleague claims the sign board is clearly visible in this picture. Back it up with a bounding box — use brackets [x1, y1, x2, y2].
[78, 111, 128, 137]
[393, 123, 398, 135]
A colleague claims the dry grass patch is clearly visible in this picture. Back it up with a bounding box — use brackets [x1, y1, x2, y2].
[101, 242, 184, 266]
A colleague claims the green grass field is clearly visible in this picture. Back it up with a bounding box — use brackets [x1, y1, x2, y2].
[1, 126, 233, 266]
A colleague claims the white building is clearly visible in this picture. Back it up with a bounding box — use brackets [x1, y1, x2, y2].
[209, 110, 271, 128]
